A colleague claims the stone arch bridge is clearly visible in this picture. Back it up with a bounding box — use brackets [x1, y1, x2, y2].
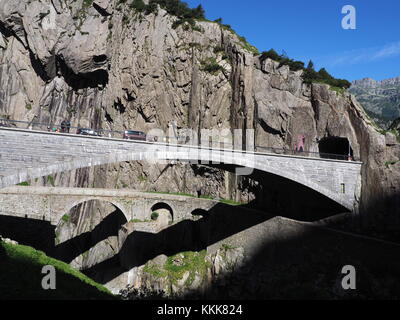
[0, 128, 362, 211]
[0, 186, 218, 225]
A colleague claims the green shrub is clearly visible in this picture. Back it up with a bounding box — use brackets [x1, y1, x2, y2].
[82, 0, 94, 9]
[214, 19, 258, 54]
[260, 49, 304, 71]
[214, 45, 229, 60]
[303, 63, 351, 89]
[151, 212, 159, 221]
[201, 57, 224, 74]
[385, 161, 399, 168]
[213, 45, 225, 54]
[189, 42, 202, 49]
[172, 17, 195, 30]
[260, 49, 281, 61]
[145, 1, 158, 14]
[260, 50, 351, 89]
[47, 175, 55, 187]
[130, 0, 205, 20]
[129, 0, 146, 11]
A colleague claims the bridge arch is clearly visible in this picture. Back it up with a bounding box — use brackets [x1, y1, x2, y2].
[54, 198, 129, 265]
[7, 151, 352, 211]
[150, 202, 174, 224]
[55, 196, 131, 225]
[0, 130, 361, 211]
[191, 209, 210, 220]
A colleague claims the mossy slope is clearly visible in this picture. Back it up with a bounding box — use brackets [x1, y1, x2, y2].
[0, 241, 116, 300]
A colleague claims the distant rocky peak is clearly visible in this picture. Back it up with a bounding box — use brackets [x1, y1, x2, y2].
[351, 76, 400, 88]
[351, 78, 378, 88]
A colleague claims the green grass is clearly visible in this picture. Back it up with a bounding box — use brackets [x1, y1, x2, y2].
[148, 191, 244, 205]
[200, 57, 224, 75]
[61, 214, 70, 223]
[198, 195, 242, 206]
[376, 128, 400, 142]
[143, 263, 168, 278]
[218, 23, 259, 55]
[130, 218, 152, 223]
[361, 109, 384, 131]
[327, 85, 346, 95]
[213, 45, 229, 61]
[0, 241, 116, 300]
[82, 0, 94, 9]
[237, 35, 259, 55]
[311, 80, 347, 95]
[47, 175, 55, 187]
[143, 251, 210, 287]
[165, 251, 210, 286]
[219, 198, 242, 206]
[149, 191, 196, 198]
[151, 212, 159, 221]
[17, 181, 30, 186]
[189, 42, 202, 49]
[385, 161, 399, 168]
[221, 243, 238, 251]
[389, 129, 400, 142]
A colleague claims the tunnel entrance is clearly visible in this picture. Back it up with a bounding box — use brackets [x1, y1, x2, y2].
[318, 137, 353, 159]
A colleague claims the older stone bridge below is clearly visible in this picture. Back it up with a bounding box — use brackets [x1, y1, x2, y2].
[0, 186, 218, 225]
[0, 127, 363, 211]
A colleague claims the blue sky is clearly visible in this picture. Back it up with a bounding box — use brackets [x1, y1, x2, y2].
[185, 0, 400, 81]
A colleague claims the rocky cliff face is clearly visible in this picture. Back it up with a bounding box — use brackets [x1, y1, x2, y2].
[349, 77, 400, 128]
[0, 0, 399, 235]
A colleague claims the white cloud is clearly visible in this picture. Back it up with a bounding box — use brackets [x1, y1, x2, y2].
[372, 42, 400, 60]
[318, 41, 400, 67]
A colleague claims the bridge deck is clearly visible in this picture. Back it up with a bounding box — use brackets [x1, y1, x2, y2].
[0, 127, 362, 211]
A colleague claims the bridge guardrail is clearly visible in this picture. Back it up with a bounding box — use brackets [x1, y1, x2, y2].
[0, 118, 353, 161]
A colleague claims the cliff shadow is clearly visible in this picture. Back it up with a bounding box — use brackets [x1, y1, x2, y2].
[82, 203, 276, 284]
[185, 190, 400, 300]
[56, 56, 109, 90]
[53, 208, 127, 263]
[182, 218, 400, 300]
[352, 191, 400, 243]
[82, 198, 400, 299]
[206, 164, 349, 221]
[0, 215, 55, 254]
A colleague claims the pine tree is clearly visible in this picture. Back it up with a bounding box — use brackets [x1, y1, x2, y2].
[306, 60, 314, 71]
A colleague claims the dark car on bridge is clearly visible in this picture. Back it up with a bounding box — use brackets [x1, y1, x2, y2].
[76, 128, 102, 137]
[122, 130, 147, 141]
[60, 120, 71, 133]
